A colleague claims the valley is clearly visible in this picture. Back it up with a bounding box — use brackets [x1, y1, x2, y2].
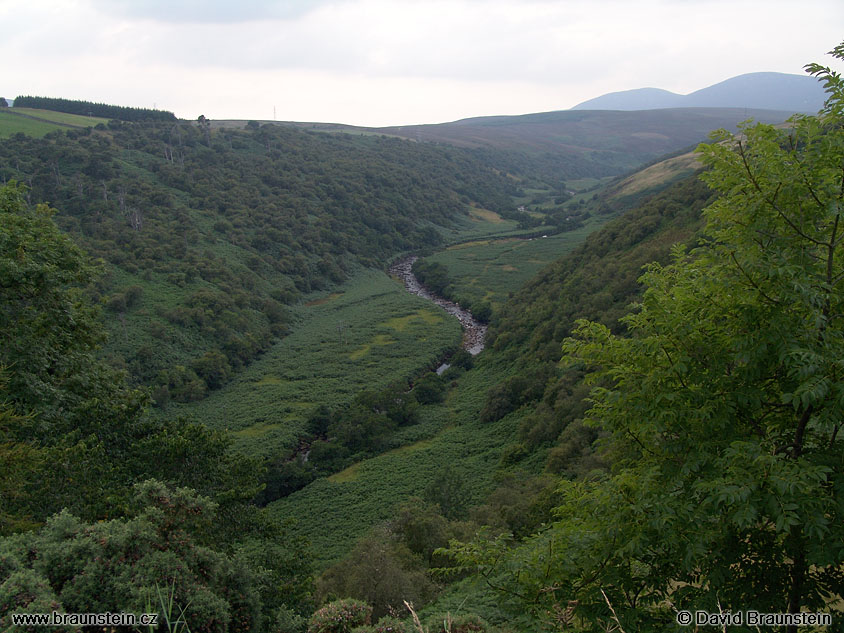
[2, 60, 843, 633]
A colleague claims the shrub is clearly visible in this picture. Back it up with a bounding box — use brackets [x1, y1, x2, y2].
[425, 614, 488, 633]
[412, 373, 445, 405]
[373, 616, 407, 633]
[308, 599, 372, 633]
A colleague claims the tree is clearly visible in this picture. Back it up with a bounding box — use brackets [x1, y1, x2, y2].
[447, 45, 844, 631]
[0, 98, 8, 108]
[0, 481, 263, 632]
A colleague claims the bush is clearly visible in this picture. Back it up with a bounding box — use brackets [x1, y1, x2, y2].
[308, 599, 372, 633]
[449, 349, 474, 370]
[425, 614, 488, 633]
[412, 373, 446, 405]
[318, 532, 436, 620]
[373, 616, 407, 633]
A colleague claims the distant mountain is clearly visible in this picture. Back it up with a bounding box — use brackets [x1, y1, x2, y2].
[573, 72, 827, 114]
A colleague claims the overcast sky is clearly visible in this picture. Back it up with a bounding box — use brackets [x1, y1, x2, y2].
[1, 0, 842, 127]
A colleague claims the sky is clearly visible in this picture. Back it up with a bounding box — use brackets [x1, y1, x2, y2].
[1, 0, 842, 127]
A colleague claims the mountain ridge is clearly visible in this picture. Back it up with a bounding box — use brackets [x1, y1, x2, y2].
[572, 71, 827, 113]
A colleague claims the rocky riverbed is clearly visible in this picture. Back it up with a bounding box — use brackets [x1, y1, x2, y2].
[388, 256, 487, 356]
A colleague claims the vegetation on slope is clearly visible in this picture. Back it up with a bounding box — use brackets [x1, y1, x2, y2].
[0, 182, 314, 629]
[442, 48, 844, 631]
[0, 120, 516, 402]
[3, 47, 841, 632]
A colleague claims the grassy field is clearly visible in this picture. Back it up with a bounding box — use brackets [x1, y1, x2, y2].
[0, 108, 109, 137]
[422, 216, 611, 310]
[12, 107, 109, 127]
[0, 109, 64, 137]
[269, 356, 518, 569]
[432, 205, 522, 242]
[163, 268, 463, 459]
[420, 152, 704, 310]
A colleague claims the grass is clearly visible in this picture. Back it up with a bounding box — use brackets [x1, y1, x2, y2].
[424, 218, 611, 309]
[269, 356, 519, 570]
[433, 208, 521, 242]
[12, 107, 109, 127]
[0, 108, 109, 137]
[163, 268, 463, 459]
[467, 207, 507, 223]
[600, 150, 701, 204]
[0, 110, 63, 137]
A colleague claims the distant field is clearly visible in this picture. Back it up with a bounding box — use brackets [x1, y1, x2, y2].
[13, 107, 109, 127]
[425, 217, 611, 309]
[0, 108, 109, 137]
[164, 268, 463, 459]
[433, 206, 521, 243]
[0, 110, 63, 137]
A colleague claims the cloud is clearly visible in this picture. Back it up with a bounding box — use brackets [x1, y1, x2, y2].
[89, 0, 343, 23]
[2, 0, 842, 127]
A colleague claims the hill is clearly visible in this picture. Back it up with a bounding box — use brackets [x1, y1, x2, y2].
[0, 121, 516, 407]
[572, 71, 827, 113]
[372, 107, 796, 181]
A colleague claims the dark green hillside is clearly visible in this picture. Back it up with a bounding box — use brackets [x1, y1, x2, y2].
[472, 173, 712, 483]
[491, 172, 712, 363]
[0, 122, 516, 398]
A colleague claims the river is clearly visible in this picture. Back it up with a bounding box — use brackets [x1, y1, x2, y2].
[388, 256, 487, 360]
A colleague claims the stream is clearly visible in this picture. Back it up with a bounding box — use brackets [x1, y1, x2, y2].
[388, 256, 487, 370]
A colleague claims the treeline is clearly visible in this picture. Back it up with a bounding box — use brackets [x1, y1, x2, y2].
[13, 95, 176, 121]
[0, 121, 516, 400]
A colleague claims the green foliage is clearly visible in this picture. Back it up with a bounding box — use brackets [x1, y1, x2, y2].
[0, 181, 135, 425]
[412, 373, 446, 405]
[478, 370, 548, 424]
[270, 360, 514, 571]
[0, 119, 515, 398]
[447, 47, 844, 629]
[307, 599, 372, 633]
[318, 530, 435, 621]
[423, 467, 470, 521]
[176, 270, 462, 460]
[419, 216, 614, 314]
[423, 613, 489, 633]
[0, 481, 285, 632]
[370, 616, 407, 633]
[412, 261, 455, 301]
[0, 182, 314, 632]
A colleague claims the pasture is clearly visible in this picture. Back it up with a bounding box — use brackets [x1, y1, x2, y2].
[0, 108, 109, 137]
